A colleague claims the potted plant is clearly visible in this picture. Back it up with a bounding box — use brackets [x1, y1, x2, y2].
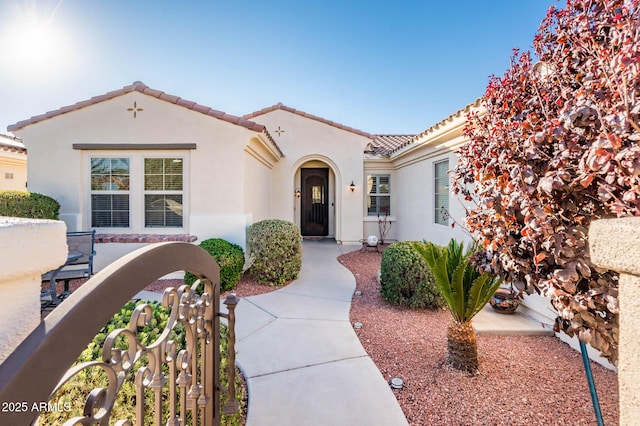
[413, 238, 502, 372]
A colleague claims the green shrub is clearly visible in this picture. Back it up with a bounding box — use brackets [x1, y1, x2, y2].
[39, 299, 244, 425]
[380, 241, 445, 309]
[184, 238, 245, 292]
[247, 219, 302, 286]
[0, 190, 59, 219]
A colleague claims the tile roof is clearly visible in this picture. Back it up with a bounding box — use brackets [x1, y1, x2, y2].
[0, 133, 27, 155]
[366, 135, 415, 156]
[7, 81, 283, 157]
[244, 103, 376, 140]
[386, 98, 482, 156]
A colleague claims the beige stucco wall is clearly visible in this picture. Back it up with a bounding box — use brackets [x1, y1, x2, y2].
[0, 151, 27, 191]
[590, 217, 640, 425]
[248, 110, 370, 243]
[0, 217, 67, 364]
[12, 92, 270, 264]
[388, 113, 472, 247]
[243, 136, 276, 226]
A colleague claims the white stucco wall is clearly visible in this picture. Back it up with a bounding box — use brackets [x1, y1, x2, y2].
[389, 113, 472, 247]
[243, 137, 276, 226]
[0, 217, 67, 364]
[248, 109, 370, 243]
[13, 91, 269, 269]
[590, 218, 640, 423]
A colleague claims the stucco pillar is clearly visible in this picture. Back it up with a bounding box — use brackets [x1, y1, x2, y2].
[0, 217, 67, 365]
[589, 217, 640, 426]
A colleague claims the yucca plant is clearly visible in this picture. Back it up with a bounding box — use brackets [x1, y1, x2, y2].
[413, 239, 502, 372]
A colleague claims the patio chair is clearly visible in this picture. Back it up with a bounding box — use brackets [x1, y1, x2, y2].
[41, 230, 96, 308]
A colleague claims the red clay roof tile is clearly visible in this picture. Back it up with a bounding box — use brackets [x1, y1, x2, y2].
[386, 98, 482, 156]
[6, 82, 277, 144]
[244, 103, 375, 140]
[0, 134, 27, 154]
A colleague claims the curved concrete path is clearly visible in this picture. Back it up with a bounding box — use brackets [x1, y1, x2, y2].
[233, 240, 408, 426]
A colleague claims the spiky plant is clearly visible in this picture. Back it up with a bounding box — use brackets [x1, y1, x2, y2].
[413, 239, 502, 372]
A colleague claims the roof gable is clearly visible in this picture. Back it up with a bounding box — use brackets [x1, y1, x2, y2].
[244, 103, 375, 140]
[387, 98, 482, 156]
[8, 81, 269, 135]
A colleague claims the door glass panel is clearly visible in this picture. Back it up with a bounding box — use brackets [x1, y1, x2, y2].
[312, 186, 324, 203]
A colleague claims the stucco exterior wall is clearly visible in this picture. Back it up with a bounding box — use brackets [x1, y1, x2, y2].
[389, 115, 472, 247]
[248, 110, 370, 243]
[0, 217, 67, 364]
[15, 92, 256, 231]
[243, 137, 276, 227]
[0, 151, 27, 191]
[13, 91, 266, 266]
[589, 217, 640, 425]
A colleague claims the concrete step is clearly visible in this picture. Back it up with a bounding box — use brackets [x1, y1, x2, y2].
[473, 304, 554, 336]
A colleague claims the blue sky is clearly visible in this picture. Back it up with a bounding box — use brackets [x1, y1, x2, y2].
[0, 0, 558, 135]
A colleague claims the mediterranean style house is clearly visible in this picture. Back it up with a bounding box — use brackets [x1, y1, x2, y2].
[8, 81, 474, 270]
[6, 81, 611, 367]
[0, 133, 27, 191]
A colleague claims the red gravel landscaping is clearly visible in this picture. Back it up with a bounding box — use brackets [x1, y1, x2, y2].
[338, 248, 619, 426]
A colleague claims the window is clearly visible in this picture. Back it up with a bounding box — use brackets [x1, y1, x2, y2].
[144, 158, 183, 227]
[91, 158, 130, 227]
[367, 174, 390, 216]
[434, 160, 449, 225]
[89, 156, 185, 229]
[4, 172, 14, 180]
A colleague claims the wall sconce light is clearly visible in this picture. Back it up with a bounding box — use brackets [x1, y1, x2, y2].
[349, 181, 356, 192]
[295, 189, 301, 198]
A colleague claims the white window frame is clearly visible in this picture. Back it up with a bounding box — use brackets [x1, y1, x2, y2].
[367, 174, 391, 216]
[86, 152, 188, 233]
[89, 156, 132, 229]
[143, 156, 184, 228]
[434, 159, 449, 226]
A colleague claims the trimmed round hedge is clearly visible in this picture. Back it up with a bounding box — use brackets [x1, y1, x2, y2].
[247, 219, 302, 286]
[380, 241, 445, 309]
[184, 238, 245, 292]
[0, 190, 59, 219]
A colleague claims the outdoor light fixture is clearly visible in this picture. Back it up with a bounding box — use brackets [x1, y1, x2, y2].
[349, 181, 356, 192]
[390, 378, 404, 390]
[295, 189, 301, 198]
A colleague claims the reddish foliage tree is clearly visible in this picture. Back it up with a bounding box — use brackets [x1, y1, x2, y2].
[453, 0, 640, 363]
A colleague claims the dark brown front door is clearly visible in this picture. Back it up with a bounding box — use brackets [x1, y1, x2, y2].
[301, 168, 329, 236]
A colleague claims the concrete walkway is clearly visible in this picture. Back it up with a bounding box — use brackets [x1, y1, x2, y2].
[233, 240, 408, 426]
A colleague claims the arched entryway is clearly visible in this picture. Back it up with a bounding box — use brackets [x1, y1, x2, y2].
[292, 157, 341, 239]
[300, 168, 329, 236]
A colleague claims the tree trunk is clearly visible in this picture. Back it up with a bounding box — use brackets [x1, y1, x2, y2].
[446, 320, 478, 372]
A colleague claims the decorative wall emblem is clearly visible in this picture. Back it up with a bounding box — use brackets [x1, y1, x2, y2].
[127, 101, 143, 118]
[274, 126, 285, 136]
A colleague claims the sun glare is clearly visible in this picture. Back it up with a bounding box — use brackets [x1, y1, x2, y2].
[0, 1, 73, 82]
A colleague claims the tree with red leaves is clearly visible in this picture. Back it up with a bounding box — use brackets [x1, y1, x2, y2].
[454, 0, 639, 363]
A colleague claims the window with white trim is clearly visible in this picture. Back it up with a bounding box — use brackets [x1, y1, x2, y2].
[89, 155, 185, 229]
[91, 158, 130, 227]
[144, 158, 183, 227]
[367, 174, 390, 216]
[434, 160, 449, 225]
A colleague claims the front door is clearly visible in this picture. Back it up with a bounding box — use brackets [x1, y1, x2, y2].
[301, 168, 329, 236]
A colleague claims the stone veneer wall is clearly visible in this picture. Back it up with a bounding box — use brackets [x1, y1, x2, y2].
[589, 217, 640, 426]
[0, 217, 67, 364]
